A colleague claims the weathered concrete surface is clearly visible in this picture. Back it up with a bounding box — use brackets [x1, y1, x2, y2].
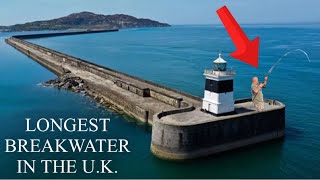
[6, 32, 286, 160]
[151, 99, 285, 160]
[5, 37, 200, 125]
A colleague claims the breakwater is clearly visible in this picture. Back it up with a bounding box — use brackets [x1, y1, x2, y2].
[12, 29, 119, 39]
[6, 34, 201, 125]
[5, 31, 285, 160]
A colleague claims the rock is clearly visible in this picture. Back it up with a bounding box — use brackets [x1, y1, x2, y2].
[58, 82, 65, 87]
[71, 86, 78, 91]
[46, 79, 55, 85]
[77, 79, 84, 83]
[78, 83, 84, 88]
[63, 82, 72, 89]
[63, 69, 71, 74]
[42, 73, 93, 98]
[69, 80, 79, 87]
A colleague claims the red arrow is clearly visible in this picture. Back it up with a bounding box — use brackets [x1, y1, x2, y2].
[216, 6, 260, 68]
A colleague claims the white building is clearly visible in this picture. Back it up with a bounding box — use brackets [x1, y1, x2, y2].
[202, 53, 235, 115]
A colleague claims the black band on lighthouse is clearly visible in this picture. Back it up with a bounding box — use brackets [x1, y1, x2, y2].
[205, 79, 233, 93]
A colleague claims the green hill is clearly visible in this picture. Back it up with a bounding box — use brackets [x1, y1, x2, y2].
[0, 12, 170, 32]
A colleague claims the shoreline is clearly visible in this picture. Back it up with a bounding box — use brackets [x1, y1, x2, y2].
[0, 25, 171, 33]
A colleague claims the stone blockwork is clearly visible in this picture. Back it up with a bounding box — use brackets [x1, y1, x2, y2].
[115, 80, 150, 97]
[6, 32, 286, 160]
[150, 90, 183, 108]
[5, 36, 198, 125]
[151, 99, 285, 160]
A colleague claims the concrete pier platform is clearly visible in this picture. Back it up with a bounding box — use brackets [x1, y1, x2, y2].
[151, 99, 285, 160]
[5, 31, 285, 160]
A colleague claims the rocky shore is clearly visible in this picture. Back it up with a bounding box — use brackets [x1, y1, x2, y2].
[42, 73, 122, 112]
[43, 73, 87, 94]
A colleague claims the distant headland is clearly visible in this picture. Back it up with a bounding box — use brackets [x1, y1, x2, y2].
[0, 12, 170, 32]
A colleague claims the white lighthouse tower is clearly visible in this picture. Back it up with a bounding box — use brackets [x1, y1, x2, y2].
[202, 53, 235, 115]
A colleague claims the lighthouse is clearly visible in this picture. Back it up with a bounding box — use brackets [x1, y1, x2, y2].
[202, 53, 235, 115]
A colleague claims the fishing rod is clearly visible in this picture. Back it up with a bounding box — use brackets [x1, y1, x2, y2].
[253, 49, 311, 101]
[266, 49, 311, 77]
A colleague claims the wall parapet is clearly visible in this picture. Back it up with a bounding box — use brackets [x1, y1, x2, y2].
[12, 29, 119, 39]
[8, 36, 200, 109]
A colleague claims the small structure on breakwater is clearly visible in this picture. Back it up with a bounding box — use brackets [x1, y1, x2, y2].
[202, 53, 235, 115]
[5, 30, 285, 160]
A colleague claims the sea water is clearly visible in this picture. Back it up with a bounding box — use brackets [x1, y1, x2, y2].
[0, 25, 319, 178]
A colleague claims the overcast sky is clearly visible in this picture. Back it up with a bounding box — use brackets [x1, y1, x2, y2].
[1, 0, 319, 26]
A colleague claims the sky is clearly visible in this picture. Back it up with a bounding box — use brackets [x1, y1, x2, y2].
[0, 0, 319, 26]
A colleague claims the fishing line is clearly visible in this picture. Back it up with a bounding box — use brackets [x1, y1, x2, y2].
[266, 49, 311, 76]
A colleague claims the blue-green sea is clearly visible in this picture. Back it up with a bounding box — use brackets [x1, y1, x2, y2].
[0, 25, 319, 178]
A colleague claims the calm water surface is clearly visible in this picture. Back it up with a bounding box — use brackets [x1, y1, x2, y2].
[0, 25, 319, 178]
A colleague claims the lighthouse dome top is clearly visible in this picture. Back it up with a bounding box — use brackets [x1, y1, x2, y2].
[213, 52, 227, 64]
[213, 52, 227, 71]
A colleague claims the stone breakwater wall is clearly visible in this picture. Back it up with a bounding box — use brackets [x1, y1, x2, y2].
[6, 31, 286, 160]
[6, 36, 201, 102]
[12, 29, 119, 39]
[6, 39, 66, 76]
[5, 35, 200, 125]
[151, 99, 285, 160]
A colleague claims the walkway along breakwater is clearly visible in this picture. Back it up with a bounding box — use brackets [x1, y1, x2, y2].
[5, 30, 285, 160]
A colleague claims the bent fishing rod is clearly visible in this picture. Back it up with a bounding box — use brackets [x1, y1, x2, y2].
[265, 49, 311, 77]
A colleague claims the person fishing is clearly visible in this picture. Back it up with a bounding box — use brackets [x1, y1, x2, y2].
[250, 49, 310, 112]
[251, 76, 268, 111]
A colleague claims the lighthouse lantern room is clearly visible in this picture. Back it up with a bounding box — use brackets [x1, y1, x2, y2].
[202, 53, 235, 115]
